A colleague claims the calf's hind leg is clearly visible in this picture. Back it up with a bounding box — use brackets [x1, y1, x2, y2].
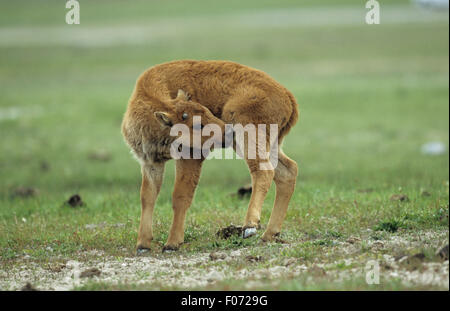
[262, 149, 297, 241]
[239, 135, 275, 238]
[242, 158, 274, 238]
[137, 162, 165, 253]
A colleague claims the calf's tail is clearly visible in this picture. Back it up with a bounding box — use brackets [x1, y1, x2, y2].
[278, 90, 299, 143]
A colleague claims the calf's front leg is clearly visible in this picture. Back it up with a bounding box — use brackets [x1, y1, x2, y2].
[163, 158, 203, 251]
[136, 162, 165, 254]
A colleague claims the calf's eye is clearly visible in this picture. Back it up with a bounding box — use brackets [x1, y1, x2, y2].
[182, 112, 188, 120]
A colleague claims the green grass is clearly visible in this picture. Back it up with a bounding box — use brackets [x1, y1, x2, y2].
[73, 277, 444, 291]
[0, 0, 448, 290]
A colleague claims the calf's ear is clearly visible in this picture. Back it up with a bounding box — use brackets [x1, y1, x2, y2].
[176, 89, 191, 101]
[154, 111, 173, 127]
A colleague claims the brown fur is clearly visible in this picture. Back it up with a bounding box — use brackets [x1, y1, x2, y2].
[121, 60, 299, 251]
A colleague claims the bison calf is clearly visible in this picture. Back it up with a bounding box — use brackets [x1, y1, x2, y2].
[121, 60, 299, 253]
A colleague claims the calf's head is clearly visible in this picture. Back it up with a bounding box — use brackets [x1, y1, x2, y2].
[154, 89, 231, 150]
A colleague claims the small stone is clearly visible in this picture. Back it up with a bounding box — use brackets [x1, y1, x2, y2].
[230, 250, 242, 257]
[84, 222, 107, 230]
[206, 271, 221, 282]
[421, 142, 446, 155]
[397, 256, 409, 263]
[65, 260, 80, 269]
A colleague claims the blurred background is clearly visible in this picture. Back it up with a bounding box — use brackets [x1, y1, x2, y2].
[0, 0, 448, 226]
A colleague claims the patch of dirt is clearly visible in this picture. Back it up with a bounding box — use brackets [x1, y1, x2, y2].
[40, 161, 50, 172]
[282, 258, 297, 267]
[80, 268, 101, 278]
[237, 185, 252, 198]
[46, 263, 66, 273]
[273, 235, 288, 244]
[21, 282, 38, 291]
[437, 244, 449, 261]
[88, 150, 111, 162]
[410, 253, 426, 261]
[84, 223, 125, 230]
[209, 252, 227, 261]
[346, 237, 361, 244]
[309, 265, 326, 277]
[398, 253, 427, 271]
[357, 188, 373, 193]
[65, 194, 84, 207]
[390, 194, 409, 202]
[420, 190, 431, 197]
[245, 255, 263, 263]
[11, 187, 38, 198]
[1, 230, 448, 291]
[216, 225, 243, 239]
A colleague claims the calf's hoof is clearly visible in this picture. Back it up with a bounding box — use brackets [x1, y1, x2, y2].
[242, 227, 257, 239]
[136, 247, 151, 256]
[261, 231, 280, 242]
[162, 244, 179, 253]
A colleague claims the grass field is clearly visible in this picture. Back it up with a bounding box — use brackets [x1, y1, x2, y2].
[0, 0, 448, 290]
